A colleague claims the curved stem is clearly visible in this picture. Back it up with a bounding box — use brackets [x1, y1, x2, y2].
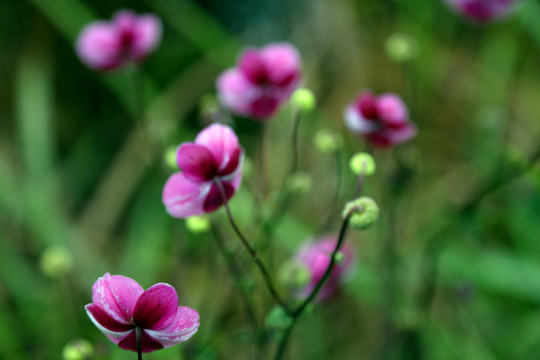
[136, 326, 142, 360]
[213, 178, 292, 314]
[274, 212, 353, 360]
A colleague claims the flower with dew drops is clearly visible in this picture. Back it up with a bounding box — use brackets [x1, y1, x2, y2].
[162, 123, 244, 218]
[85, 273, 199, 353]
[216, 42, 302, 120]
[443, 0, 521, 23]
[344, 91, 417, 148]
[295, 236, 355, 301]
[76, 9, 162, 71]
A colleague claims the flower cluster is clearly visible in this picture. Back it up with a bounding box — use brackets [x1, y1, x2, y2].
[344, 91, 416, 148]
[443, 0, 520, 23]
[217, 43, 302, 120]
[162, 124, 244, 218]
[76, 10, 162, 71]
[85, 274, 199, 353]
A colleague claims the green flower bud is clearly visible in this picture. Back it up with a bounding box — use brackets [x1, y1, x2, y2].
[164, 146, 178, 171]
[185, 216, 211, 233]
[62, 339, 93, 360]
[291, 88, 316, 114]
[334, 251, 345, 265]
[314, 129, 343, 154]
[385, 33, 419, 63]
[278, 259, 311, 290]
[342, 197, 379, 230]
[349, 153, 376, 176]
[40, 245, 73, 278]
[286, 171, 313, 194]
[265, 306, 293, 330]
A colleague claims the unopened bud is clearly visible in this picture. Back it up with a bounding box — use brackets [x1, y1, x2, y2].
[286, 172, 312, 194]
[40, 245, 73, 278]
[342, 197, 379, 230]
[265, 306, 293, 330]
[278, 260, 311, 289]
[164, 146, 178, 171]
[350, 153, 376, 176]
[314, 129, 343, 154]
[185, 216, 210, 233]
[385, 33, 419, 63]
[62, 339, 93, 360]
[291, 88, 316, 114]
[334, 251, 345, 265]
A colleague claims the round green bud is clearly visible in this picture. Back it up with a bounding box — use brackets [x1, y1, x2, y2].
[40, 245, 73, 278]
[314, 129, 343, 154]
[286, 172, 313, 195]
[278, 259, 311, 289]
[62, 339, 94, 360]
[164, 146, 178, 171]
[185, 216, 210, 233]
[291, 88, 316, 114]
[342, 197, 379, 230]
[334, 251, 345, 265]
[349, 153, 376, 176]
[385, 33, 419, 63]
[265, 306, 293, 330]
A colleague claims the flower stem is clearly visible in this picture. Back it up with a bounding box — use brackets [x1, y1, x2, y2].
[136, 326, 142, 360]
[274, 212, 353, 360]
[213, 178, 292, 315]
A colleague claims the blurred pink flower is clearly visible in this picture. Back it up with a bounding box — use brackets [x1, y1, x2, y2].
[297, 236, 355, 301]
[162, 124, 244, 218]
[216, 42, 302, 120]
[85, 273, 199, 353]
[443, 0, 520, 23]
[344, 91, 416, 148]
[76, 10, 162, 71]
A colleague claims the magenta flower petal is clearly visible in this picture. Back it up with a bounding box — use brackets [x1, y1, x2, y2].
[76, 22, 121, 71]
[239, 49, 268, 84]
[177, 143, 219, 182]
[203, 182, 235, 212]
[259, 42, 302, 90]
[92, 273, 144, 324]
[162, 173, 211, 218]
[133, 283, 178, 330]
[344, 106, 379, 134]
[195, 124, 240, 173]
[248, 94, 280, 119]
[86, 304, 133, 332]
[145, 306, 200, 348]
[132, 14, 162, 60]
[216, 68, 260, 116]
[118, 330, 164, 353]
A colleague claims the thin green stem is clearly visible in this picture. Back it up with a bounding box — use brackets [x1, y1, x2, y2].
[274, 212, 353, 360]
[213, 178, 292, 315]
[210, 225, 261, 345]
[136, 326, 142, 360]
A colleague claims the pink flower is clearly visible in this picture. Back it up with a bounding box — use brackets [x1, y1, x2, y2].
[216, 42, 302, 120]
[443, 0, 520, 23]
[85, 273, 199, 353]
[296, 236, 355, 301]
[76, 10, 162, 71]
[344, 91, 417, 148]
[162, 124, 244, 218]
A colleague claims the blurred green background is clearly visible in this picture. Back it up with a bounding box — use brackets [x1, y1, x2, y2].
[3, 0, 540, 359]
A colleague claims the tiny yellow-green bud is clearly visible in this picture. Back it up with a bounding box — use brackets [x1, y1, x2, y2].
[349, 153, 376, 176]
[164, 146, 178, 171]
[334, 251, 345, 265]
[314, 129, 343, 154]
[385, 33, 419, 63]
[342, 197, 379, 230]
[40, 245, 73, 278]
[186, 216, 211, 233]
[286, 171, 313, 194]
[291, 88, 316, 114]
[278, 260, 311, 289]
[62, 339, 93, 360]
[265, 306, 293, 330]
